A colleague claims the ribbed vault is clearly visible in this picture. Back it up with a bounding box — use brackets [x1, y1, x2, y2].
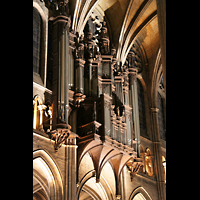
[70, 0, 160, 69]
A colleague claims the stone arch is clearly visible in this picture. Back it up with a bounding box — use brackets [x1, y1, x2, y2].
[78, 174, 114, 200]
[100, 161, 115, 199]
[136, 75, 152, 139]
[77, 152, 115, 200]
[33, 0, 47, 23]
[129, 186, 152, 200]
[33, 149, 63, 200]
[151, 48, 162, 109]
[33, 0, 48, 87]
[77, 2, 104, 36]
[132, 193, 146, 200]
[137, 75, 146, 92]
[33, 94, 44, 105]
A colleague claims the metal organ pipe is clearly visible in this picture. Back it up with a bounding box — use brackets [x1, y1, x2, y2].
[65, 29, 69, 124]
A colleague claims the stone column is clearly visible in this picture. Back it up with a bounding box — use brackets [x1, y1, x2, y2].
[64, 132, 78, 200]
[151, 108, 166, 200]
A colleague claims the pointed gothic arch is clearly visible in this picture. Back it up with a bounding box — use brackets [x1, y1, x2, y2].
[33, 149, 63, 200]
[77, 152, 115, 200]
[129, 186, 152, 200]
[151, 48, 162, 109]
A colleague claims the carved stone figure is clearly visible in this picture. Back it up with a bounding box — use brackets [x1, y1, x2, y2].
[99, 20, 110, 55]
[77, 35, 84, 59]
[84, 32, 95, 59]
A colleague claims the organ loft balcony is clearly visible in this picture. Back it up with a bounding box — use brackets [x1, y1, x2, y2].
[77, 94, 143, 191]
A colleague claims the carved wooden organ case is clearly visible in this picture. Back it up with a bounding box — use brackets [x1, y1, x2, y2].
[47, 2, 143, 191]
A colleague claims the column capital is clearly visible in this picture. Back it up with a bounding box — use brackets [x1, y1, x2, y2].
[128, 67, 138, 74]
[49, 15, 71, 27]
[50, 123, 73, 151]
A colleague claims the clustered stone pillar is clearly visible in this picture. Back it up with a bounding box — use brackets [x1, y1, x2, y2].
[151, 108, 166, 200]
[64, 133, 78, 200]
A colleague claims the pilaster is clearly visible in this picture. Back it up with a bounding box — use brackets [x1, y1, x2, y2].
[64, 132, 78, 200]
[150, 107, 166, 200]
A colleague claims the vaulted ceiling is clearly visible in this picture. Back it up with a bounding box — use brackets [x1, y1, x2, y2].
[70, 0, 161, 67]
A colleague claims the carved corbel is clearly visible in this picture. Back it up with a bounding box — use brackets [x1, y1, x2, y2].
[126, 158, 143, 181]
[49, 124, 72, 151]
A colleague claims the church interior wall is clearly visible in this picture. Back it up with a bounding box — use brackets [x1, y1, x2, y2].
[33, 0, 166, 199]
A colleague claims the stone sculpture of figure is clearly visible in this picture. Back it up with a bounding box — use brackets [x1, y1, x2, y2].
[114, 63, 122, 76]
[77, 45, 84, 59]
[99, 20, 110, 55]
[128, 52, 136, 68]
[116, 106, 120, 116]
[84, 31, 95, 59]
[87, 42, 95, 58]
[87, 31, 93, 41]
[77, 35, 84, 59]
[101, 40, 109, 54]
[101, 21, 108, 38]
